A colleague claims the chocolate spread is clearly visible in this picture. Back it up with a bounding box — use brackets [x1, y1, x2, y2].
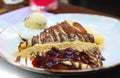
[30, 21, 94, 46]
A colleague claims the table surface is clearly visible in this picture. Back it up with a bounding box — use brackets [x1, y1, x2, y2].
[0, 2, 120, 78]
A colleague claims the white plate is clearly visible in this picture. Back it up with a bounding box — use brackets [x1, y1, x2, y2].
[0, 14, 120, 75]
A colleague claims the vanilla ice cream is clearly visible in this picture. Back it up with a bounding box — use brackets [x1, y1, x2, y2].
[24, 12, 46, 29]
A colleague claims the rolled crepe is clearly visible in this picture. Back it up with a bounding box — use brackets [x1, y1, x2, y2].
[19, 20, 104, 51]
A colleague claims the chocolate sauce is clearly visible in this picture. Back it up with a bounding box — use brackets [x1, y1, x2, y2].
[73, 22, 87, 34]
[32, 21, 94, 44]
[32, 35, 39, 46]
[19, 21, 95, 50]
[15, 56, 21, 62]
[49, 26, 58, 42]
[32, 47, 105, 70]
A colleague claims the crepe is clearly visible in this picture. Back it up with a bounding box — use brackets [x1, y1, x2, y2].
[14, 20, 105, 70]
[19, 20, 104, 51]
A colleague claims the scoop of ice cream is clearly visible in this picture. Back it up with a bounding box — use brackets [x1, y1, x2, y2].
[24, 12, 46, 29]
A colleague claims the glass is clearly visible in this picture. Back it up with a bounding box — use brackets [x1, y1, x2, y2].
[30, 0, 58, 11]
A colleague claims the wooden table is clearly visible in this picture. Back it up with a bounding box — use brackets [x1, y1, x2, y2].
[0, 1, 120, 20]
[0, 0, 29, 14]
[0, 2, 120, 78]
